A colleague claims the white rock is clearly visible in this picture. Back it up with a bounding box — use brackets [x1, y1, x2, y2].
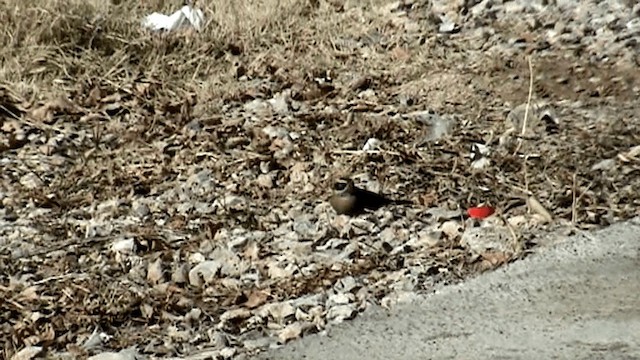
[461, 226, 514, 255]
[219, 347, 236, 359]
[262, 125, 290, 139]
[438, 18, 458, 33]
[19, 173, 42, 190]
[188, 260, 221, 286]
[268, 93, 290, 114]
[87, 348, 138, 360]
[591, 158, 616, 171]
[146, 258, 164, 284]
[189, 252, 206, 263]
[111, 238, 135, 254]
[292, 216, 317, 239]
[10, 346, 42, 360]
[171, 263, 189, 284]
[334, 276, 360, 293]
[278, 322, 303, 343]
[327, 292, 354, 307]
[326, 304, 357, 323]
[439, 220, 463, 239]
[267, 301, 296, 322]
[219, 308, 251, 322]
[244, 99, 271, 115]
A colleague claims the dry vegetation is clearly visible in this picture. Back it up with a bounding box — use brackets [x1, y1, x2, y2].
[1, 0, 640, 358]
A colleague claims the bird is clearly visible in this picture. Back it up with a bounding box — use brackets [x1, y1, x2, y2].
[329, 177, 411, 215]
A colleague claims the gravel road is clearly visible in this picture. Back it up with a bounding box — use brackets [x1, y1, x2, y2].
[258, 218, 640, 359]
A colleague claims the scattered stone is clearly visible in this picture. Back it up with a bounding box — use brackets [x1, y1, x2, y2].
[461, 226, 515, 255]
[4, 0, 640, 358]
[87, 348, 139, 360]
[326, 304, 357, 323]
[278, 322, 303, 343]
[188, 260, 222, 286]
[146, 258, 164, 284]
[10, 346, 43, 360]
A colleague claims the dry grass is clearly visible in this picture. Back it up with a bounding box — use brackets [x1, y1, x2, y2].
[1, 0, 416, 104]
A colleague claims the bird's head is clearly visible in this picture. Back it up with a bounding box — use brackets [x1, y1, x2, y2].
[333, 177, 355, 194]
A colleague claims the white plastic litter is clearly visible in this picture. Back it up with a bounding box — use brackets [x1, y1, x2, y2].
[142, 5, 204, 32]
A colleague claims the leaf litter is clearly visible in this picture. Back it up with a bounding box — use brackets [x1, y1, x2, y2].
[1, 0, 640, 358]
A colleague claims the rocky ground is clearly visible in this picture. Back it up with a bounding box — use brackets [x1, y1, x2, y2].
[1, 0, 640, 359]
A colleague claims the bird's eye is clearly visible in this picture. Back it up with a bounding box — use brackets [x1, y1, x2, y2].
[334, 181, 347, 191]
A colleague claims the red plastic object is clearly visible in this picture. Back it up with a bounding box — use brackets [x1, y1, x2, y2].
[467, 206, 495, 219]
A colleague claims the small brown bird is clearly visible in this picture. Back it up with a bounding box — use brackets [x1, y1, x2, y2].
[329, 177, 411, 215]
